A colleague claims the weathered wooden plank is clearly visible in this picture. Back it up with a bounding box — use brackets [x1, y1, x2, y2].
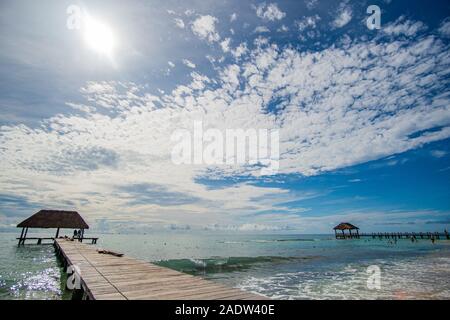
[128, 285, 242, 300]
[120, 281, 228, 298]
[55, 239, 267, 300]
[93, 292, 127, 300]
[101, 275, 197, 290]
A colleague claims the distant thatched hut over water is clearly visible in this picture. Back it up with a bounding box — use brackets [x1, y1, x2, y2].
[333, 222, 360, 239]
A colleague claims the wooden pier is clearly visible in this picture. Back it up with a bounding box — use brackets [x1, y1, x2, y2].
[54, 238, 267, 300]
[333, 222, 450, 240]
[357, 232, 449, 240]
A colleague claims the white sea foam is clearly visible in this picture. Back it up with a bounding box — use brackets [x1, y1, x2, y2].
[238, 255, 450, 300]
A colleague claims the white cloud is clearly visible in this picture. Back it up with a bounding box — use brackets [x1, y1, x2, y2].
[295, 15, 321, 31]
[220, 38, 231, 53]
[332, 2, 352, 28]
[237, 223, 287, 231]
[65, 102, 96, 114]
[430, 150, 447, 158]
[438, 18, 450, 37]
[173, 18, 185, 29]
[231, 42, 248, 59]
[182, 59, 196, 68]
[191, 15, 220, 43]
[383, 16, 427, 36]
[277, 25, 289, 32]
[254, 26, 270, 33]
[230, 13, 237, 22]
[305, 0, 318, 10]
[255, 3, 286, 21]
[168, 61, 175, 68]
[1, 27, 450, 229]
[203, 223, 293, 232]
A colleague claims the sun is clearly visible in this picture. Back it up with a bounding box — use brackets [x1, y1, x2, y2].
[83, 15, 116, 58]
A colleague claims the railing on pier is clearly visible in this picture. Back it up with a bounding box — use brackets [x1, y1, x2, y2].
[17, 236, 98, 245]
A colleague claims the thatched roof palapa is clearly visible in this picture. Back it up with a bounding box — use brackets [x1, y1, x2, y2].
[333, 222, 359, 230]
[17, 210, 89, 229]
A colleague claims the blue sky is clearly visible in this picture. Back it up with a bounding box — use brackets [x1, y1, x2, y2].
[0, 0, 449, 233]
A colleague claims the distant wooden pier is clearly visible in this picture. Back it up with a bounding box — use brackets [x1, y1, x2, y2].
[54, 239, 267, 300]
[333, 222, 450, 240]
[336, 231, 449, 240]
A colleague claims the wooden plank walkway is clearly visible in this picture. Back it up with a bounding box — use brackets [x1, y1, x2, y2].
[54, 239, 267, 300]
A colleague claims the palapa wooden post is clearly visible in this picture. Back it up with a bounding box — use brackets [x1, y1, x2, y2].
[18, 227, 25, 246]
[22, 227, 29, 245]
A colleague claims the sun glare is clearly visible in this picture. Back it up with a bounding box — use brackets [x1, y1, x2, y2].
[83, 16, 115, 58]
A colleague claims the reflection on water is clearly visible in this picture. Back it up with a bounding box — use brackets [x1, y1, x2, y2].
[0, 234, 68, 299]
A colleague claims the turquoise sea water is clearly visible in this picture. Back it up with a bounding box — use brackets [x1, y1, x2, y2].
[0, 231, 449, 300]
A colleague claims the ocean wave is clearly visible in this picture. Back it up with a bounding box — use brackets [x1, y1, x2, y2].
[217, 241, 245, 244]
[155, 256, 315, 274]
[218, 238, 319, 244]
[262, 238, 318, 242]
[237, 254, 450, 300]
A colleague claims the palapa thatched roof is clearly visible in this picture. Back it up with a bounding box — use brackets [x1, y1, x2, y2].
[333, 222, 359, 230]
[17, 210, 89, 229]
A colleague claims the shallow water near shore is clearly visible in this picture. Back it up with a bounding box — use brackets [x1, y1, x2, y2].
[0, 231, 449, 300]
